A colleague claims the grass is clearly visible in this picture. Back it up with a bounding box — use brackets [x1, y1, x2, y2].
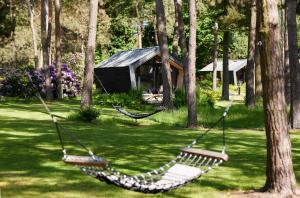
[0, 98, 299, 198]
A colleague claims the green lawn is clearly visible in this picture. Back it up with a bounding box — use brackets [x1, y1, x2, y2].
[0, 99, 300, 198]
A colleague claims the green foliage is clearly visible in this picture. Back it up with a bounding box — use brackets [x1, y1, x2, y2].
[93, 89, 144, 109]
[198, 73, 213, 90]
[107, 18, 136, 53]
[173, 82, 220, 109]
[195, 2, 222, 68]
[95, 17, 136, 63]
[173, 89, 186, 108]
[0, 2, 15, 41]
[67, 106, 100, 122]
[229, 31, 248, 59]
[142, 22, 157, 48]
[200, 89, 219, 108]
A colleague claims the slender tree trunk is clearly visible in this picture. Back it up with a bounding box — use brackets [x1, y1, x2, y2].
[174, 0, 188, 95]
[212, 22, 218, 91]
[221, 31, 230, 101]
[255, 46, 262, 98]
[156, 0, 173, 110]
[287, 0, 300, 129]
[186, 0, 197, 128]
[55, 0, 63, 99]
[246, 0, 257, 108]
[39, 49, 43, 68]
[41, 0, 53, 100]
[172, 3, 179, 59]
[284, 10, 291, 105]
[255, 0, 262, 98]
[80, 0, 99, 108]
[135, 0, 142, 48]
[260, 0, 298, 196]
[48, 2, 53, 66]
[153, 15, 159, 46]
[9, 0, 13, 16]
[27, 0, 39, 68]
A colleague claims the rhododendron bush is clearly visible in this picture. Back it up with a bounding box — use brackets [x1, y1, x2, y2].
[0, 64, 80, 98]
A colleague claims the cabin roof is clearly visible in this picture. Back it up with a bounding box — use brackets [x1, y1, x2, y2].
[95, 46, 182, 70]
[199, 59, 247, 72]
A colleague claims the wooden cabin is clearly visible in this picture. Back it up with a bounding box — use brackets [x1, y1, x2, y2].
[94, 47, 183, 93]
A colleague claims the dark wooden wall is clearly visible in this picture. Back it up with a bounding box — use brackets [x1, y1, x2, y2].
[94, 66, 132, 93]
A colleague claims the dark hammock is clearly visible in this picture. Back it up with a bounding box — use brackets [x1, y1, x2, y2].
[112, 105, 165, 119]
[94, 74, 165, 119]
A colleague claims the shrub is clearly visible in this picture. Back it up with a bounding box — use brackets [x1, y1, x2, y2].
[0, 67, 43, 98]
[173, 89, 186, 108]
[200, 89, 219, 108]
[0, 64, 80, 98]
[49, 64, 81, 98]
[67, 106, 100, 122]
[173, 86, 220, 108]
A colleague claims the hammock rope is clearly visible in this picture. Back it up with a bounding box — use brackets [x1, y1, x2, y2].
[94, 74, 165, 119]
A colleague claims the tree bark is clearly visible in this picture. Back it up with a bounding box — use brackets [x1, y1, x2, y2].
[287, 0, 300, 129]
[260, 0, 298, 196]
[55, 0, 63, 99]
[284, 9, 290, 105]
[153, 15, 159, 46]
[156, 0, 173, 110]
[245, 0, 257, 108]
[80, 0, 99, 108]
[212, 22, 218, 91]
[41, 0, 53, 100]
[172, 3, 179, 59]
[27, 0, 39, 68]
[255, 46, 262, 98]
[186, 0, 197, 128]
[174, 0, 188, 94]
[255, 0, 262, 98]
[221, 31, 230, 101]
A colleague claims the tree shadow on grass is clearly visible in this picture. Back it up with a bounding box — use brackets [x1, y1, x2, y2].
[1, 100, 299, 197]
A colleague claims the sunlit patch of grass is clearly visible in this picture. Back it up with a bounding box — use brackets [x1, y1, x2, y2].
[0, 99, 299, 197]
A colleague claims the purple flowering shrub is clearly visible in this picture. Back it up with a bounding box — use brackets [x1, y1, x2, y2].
[0, 64, 80, 98]
[0, 68, 43, 98]
[49, 64, 81, 98]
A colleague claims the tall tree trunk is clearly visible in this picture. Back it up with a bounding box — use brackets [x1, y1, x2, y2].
[172, 3, 179, 59]
[255, 0, 262, 98]
[212, 22, 218, 91]
[287, 0, 300, 129]
[284, 10, 290, 105]
[187, 0, 197, 128]
[174, 0, 188, 94]
[153, 15, 159, 46]
[80, 0, 99, 108]
[156, 0, 173, 110]
[255, 46, 262, 98]
[55, 0, 63, 99]
[27, 0, 39, 68]
[245, 0, 257, 108]
[135, 0, 142, 48]
[260, 0, 297, 196]
[221, 31, 230, 101]
[41, 0, 53, 100]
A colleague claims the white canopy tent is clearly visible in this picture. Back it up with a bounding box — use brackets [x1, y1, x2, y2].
[199, 59, 247, 85]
